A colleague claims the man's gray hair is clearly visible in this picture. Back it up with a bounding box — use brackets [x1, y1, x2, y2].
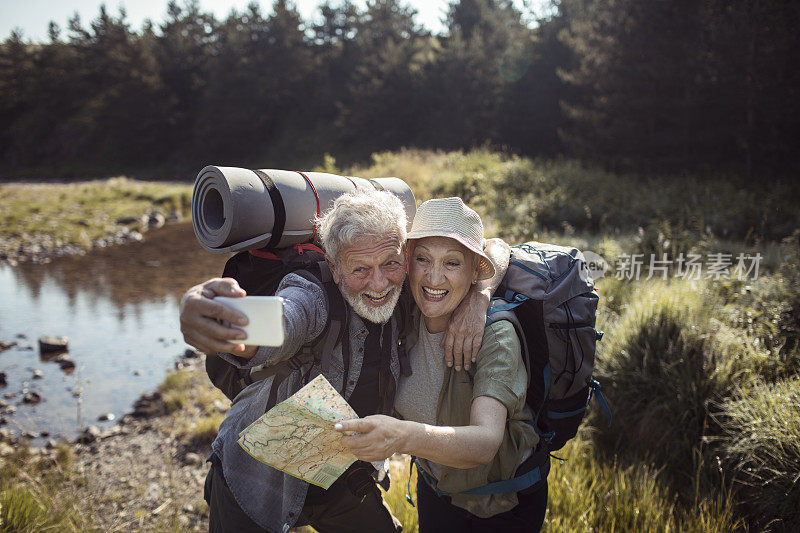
[317, 188, 407, 266]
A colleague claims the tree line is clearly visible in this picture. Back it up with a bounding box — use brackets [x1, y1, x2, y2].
[1, 0, 797, 179]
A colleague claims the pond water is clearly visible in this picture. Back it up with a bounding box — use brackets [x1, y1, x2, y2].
[0, 222, 230, 443]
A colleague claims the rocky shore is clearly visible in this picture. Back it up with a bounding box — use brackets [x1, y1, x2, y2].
[0, 210, 180, 266]
[0, 351, 220, 531]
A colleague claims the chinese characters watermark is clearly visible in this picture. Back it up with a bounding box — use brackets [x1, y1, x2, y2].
[582, 252, 762, 281]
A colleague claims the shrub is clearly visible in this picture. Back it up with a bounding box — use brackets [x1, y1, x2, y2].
[717, 377, 800, 531]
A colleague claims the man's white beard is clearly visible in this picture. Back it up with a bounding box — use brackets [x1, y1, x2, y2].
[340, 283, 402, 324]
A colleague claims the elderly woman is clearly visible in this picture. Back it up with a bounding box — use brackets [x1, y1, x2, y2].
[335, 198, 548, 533]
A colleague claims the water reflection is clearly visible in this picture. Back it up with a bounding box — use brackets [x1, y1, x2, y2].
[0, 222, 231, 442]
[11, 222, 230, 315]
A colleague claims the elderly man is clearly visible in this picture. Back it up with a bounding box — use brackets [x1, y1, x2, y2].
[180, 189, 508, 533]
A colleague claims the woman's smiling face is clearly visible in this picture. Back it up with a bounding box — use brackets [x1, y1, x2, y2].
[408, 236, 479, 333]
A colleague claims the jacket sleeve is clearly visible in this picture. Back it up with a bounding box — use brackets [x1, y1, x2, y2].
[219, 273, 330, 369]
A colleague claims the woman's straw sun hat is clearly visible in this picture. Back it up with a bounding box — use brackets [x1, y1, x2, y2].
[407, 197, 495, 280]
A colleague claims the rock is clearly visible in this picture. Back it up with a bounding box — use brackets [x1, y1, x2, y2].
[184, 452, 203, 466]
[22, 391, 42, 404]
[72, 390, 82, 398]
[132, 392, 164, 418]
[0, 417, 6, 426]
[15, 334, 27, 339]
[132, 369, 142, 376]
[0, 442, 14, 457]
[147, 211, 166, 229]
[57, 358, 76, 373]
[0, 428, 12, 441]
[3, 392, 16, 399]
[39, 431, 49, 437]
[0, 372, 6, 386]
[21, 430, 38, 439]
[45, 438, 59, 449]
[1, 405, 16, 415]
[0, 340, 16, 353]
[115, 216, 141, 225]
[0, 400, 5, 408]
[32, 369, 43, 379]
[97, 412, 115, 422]
[101, 425, 122, 438]
[183, 348, 201, 359]
[39, 336, 69, 353]
[78, 425, 101, 444]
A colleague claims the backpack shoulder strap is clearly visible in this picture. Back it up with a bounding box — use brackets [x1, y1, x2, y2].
[247, 263, 350, 410]
[294, 262, 348, 379]
[395, 284, 413, 377]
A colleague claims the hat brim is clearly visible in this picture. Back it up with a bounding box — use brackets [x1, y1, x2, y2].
[407, 230, 496, 281]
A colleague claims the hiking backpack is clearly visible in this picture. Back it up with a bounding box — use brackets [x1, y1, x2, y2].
[487, 241, 611, 452]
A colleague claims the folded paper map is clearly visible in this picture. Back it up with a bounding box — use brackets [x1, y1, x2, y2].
[237, 374, 358, 489]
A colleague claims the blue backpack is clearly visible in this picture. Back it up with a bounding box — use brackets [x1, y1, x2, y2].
[488, 241, 611, 451]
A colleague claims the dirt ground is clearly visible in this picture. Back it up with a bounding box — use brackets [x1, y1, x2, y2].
[64, 360, 214, 531]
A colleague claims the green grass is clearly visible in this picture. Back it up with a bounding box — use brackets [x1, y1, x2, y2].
[157, 366, 230, 446]
[375, 442, 742, 533]
[543, 433, 743, 533]
[0, 447, 86, 532]
[592, 280, 734, 488]
[717, 377, 800, 530]
[338, 148, 800, 244]
[0, 177, 191, 253]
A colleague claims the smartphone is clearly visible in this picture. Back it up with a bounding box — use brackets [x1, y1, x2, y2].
[214, 296, 285, 347]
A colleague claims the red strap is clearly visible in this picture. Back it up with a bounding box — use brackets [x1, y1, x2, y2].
[295, 243, 325, 255]
[344, 176, 358, 189]
[249, 248, 281, 260]
[295, 171, 320, 241]
[249, 243, 324, 258]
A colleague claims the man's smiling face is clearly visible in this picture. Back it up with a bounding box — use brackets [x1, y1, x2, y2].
[330, 232, 406, 324]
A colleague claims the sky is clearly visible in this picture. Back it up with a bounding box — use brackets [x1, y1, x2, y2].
[1, 0, 548, 42]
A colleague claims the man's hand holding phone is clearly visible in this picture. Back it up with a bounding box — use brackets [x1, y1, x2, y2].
[214, 296, 285, 349]
[179, 278, 251, 356]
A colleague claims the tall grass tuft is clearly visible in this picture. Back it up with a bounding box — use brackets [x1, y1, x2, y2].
[717, 377, 800, 531]
[715, 231, 800, 381]
[544, 433, 743, 532]
[0, 448, 85, 532]
[593, 280, 738, 490]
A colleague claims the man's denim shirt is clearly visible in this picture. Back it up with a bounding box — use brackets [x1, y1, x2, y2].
[212, 273, 402, 533]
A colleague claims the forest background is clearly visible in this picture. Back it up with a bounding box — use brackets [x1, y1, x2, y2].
[1, 0, 798, 180]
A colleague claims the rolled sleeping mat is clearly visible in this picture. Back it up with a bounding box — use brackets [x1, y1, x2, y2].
[192, 166, 416, 253]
